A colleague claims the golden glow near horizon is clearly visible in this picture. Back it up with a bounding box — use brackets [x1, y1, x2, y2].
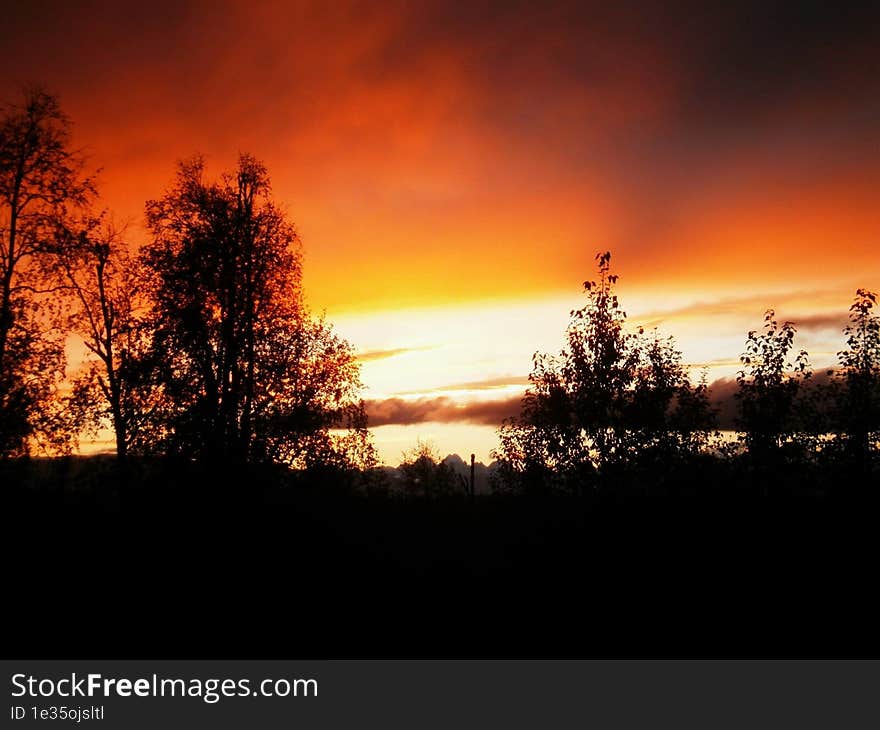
[321, 285, 861, 464]
[77, 284, 862, 464]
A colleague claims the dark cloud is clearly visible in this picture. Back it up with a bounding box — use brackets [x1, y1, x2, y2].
[4, 1, 877, 155]
[706, 377, 740, 430]
[707, 369, 840, 429]
[367, 368, 844, 430]
[366, 395, 520, 427]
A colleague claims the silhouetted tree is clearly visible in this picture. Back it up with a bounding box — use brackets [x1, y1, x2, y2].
[628, 328, 716, 468]
[735, 310, 811, 468]
[249, 313, 373, 469]
[56, 217, 151, 463]
[671, 368, 717, 454]
[833, 289, 880, 473]
[399, 440, 457, 498]
[330, 398, 382, 484]
[562, 252, 638, 474]
[0, 88, 94, 456]
[140, 154, 369, 467]
[494, 252, 713, 494]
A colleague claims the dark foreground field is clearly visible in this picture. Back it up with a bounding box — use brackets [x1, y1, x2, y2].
[3, 457, 877, 658]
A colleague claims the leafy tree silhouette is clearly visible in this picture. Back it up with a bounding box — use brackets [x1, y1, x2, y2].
[0, 88, 94, 456]
[628, 328, 716, 469]
[139, 154, 371, 467]
[735, 310, 811, 472]
[832, 289, 880, 474]
[399, 439, 458, 499]
[494, 252, 714, 494]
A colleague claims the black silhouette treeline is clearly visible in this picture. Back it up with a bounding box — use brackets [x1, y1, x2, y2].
[3, 89, 880, 660]
[493, 252, 879, 495]
[1, 88, 374, 481]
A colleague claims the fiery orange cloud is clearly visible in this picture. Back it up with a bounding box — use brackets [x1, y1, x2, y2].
[3, 1, 878, 461]
[6, 1, 877, 316]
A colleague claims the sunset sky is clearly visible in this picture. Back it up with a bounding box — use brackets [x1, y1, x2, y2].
[3, 1, 879, 463]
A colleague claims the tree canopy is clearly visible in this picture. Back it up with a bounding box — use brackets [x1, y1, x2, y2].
[137, 155, 370, 468]
[493, 252, 715, 494]
[0, 88, 93, 456]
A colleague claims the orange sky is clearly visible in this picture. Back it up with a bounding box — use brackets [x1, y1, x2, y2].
[3, 1, 879, 462]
